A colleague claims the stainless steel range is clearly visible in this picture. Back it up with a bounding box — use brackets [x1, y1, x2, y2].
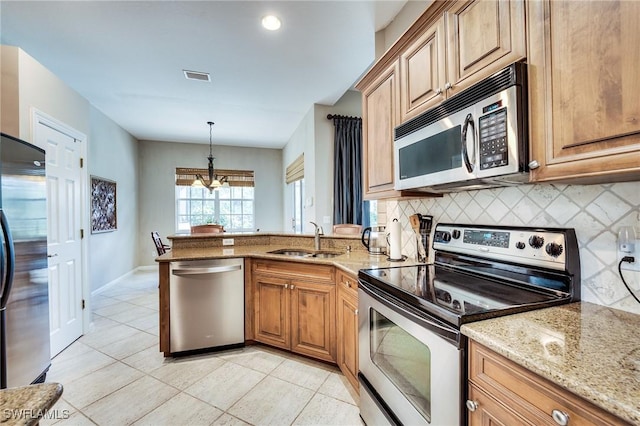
[357, 223, 580, 426]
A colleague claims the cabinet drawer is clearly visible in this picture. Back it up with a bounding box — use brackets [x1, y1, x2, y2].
[253, 259, 334, 282]
[336, 269, 358, 298]
[469, 341, 628, 425]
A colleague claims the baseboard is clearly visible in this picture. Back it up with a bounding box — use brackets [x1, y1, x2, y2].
[91, 265, 158, 296]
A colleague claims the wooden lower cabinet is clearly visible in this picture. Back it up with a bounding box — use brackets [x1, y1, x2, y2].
[290, 280, 336, 362]
[467, 340, 629, 426]
[252, 260, 336, 363]
[336, 270, 359, 393]
[254, 274, 290, 350]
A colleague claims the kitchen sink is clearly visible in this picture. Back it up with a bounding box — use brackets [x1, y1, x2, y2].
[311, 252, 341, 258]
[267, 249, 342, 258]
[268, 249, 314, 257]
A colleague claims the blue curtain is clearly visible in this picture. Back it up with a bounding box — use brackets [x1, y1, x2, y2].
[331, 116, 367, 226]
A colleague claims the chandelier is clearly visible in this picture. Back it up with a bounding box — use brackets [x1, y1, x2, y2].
[192, 121, 228, 192]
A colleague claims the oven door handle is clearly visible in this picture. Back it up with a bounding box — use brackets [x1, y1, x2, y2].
[359, 279, 460, 347]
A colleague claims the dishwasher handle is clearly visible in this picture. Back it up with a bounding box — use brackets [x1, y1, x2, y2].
[172, 264, 242, 276]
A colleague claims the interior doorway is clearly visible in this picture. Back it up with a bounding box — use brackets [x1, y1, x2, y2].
[33, 111, 88, 357]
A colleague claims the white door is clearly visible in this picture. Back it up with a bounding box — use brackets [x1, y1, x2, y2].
[37, 123, 84, 356]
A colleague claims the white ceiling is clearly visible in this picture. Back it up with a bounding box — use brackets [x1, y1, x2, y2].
[0, 1, 407, 148]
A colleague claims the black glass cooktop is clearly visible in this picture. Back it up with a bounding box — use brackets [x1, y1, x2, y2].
[358, 264, 570, 327]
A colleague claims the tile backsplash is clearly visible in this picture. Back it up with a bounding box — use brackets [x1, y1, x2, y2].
[380, 182, 640, 315]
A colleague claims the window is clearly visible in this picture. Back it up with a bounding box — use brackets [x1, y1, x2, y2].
[176, 186, 255, 233]
[367, 200, 378, 226]
[291, 179, 304, 233]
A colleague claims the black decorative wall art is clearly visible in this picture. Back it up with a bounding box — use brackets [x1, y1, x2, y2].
[91, 176, 117, 233]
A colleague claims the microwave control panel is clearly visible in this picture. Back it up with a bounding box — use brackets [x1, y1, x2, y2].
[478, 108, 508, 170]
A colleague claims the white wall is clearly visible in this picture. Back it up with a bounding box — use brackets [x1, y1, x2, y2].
[1, 46, 140, 294]
[282, 107, 315, 232]
[138, 140, 283, 266]
[282, 90, 362, 234]
[376, 1, 431, 57]
[88, 107, 139, 291]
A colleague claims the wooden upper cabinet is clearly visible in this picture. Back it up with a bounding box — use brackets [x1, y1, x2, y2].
[399, 18, 446, 122]
[396, 0, 525, 123]
[445, 0, 526, 97]
[362, 61, 399, 197]
[528, 0, 640, 182]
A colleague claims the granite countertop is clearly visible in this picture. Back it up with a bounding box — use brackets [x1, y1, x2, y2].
[0, 383, 63, 425]
[461, 302, 640, 424]
[156, 244, 422, 275]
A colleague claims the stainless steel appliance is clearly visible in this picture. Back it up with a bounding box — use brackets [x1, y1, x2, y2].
[1, 133, 51, 389]
[394, 62, 529, 193]
[169, 258, 245, 354]
[361, 226, 387, 255]
[358, 223, 580, 425]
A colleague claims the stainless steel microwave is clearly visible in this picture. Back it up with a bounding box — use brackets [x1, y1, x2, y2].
[394, 62, 529, 193]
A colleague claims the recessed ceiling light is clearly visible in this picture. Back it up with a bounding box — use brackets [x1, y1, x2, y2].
[262, 15, 281, 31]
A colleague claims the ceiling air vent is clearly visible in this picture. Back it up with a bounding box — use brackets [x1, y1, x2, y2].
[183, 70, 211, 82]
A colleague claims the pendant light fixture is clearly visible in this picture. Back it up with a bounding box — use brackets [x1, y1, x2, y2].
[192, 121, 227, 192]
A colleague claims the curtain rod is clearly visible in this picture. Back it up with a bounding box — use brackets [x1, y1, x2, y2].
[327, 114, 361, 120]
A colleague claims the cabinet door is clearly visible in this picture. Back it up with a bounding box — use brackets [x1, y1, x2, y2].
[528, 0, 640, 182]
[254, 274, 290, 350]
[446, 0, 525, 96]
[362, 61, 400, 198]
[399, 17, 446, 122]
[337, 281, 358, 392]
[290, 280, 336, 362]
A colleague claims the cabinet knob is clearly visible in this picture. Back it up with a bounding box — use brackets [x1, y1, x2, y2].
[528, 160, 540, 169]
[290, 284, 295, 290]
[435, 87, 443, 95]
[551, 409, 570, 425]
[444, 82, 453, 90]
[466, 400, 478, 412]
[355, 309, 358, 315]
[284, 284, 289, 289]
[346, 281, 352, 288]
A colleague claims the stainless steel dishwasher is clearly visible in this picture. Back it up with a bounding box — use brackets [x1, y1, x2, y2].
[169, 258, 245, 353]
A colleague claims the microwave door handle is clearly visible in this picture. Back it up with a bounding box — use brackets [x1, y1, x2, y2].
[461, 113, 475, 173]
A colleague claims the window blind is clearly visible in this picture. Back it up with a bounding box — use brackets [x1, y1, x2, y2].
[175, 167, 255, 187]
[285, 154, 304, 184]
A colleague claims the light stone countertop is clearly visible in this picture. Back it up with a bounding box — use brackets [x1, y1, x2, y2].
[0, 383, 63, 425]
[461, 302, 640, 424]
[155, 244, 422, 276]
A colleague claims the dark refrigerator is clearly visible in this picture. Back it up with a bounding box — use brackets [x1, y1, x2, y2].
[0, 132, 51, 389]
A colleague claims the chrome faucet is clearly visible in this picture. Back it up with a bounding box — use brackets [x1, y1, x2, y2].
[310, 221, 324, 250]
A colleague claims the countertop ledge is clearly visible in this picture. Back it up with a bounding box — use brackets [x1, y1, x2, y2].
[461, 302, 640, 425]
[0, 383, 63, 425]
[155, 244, 422, 276]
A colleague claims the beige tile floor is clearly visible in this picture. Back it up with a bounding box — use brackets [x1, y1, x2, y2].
[44, 269, 362, 426]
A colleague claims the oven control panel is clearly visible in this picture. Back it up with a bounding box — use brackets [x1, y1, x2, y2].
[433, 224, 573, 271]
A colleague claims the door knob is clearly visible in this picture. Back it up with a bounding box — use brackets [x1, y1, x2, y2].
[466, 400, 478, 412]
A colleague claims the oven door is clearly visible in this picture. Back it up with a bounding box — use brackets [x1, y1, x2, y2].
[358, 282, 462, 426]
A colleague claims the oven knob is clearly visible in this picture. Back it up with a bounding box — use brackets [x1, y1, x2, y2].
[452, 300, 461, 310]
[546, 242, 564, 258]
[452, 229, 461, 239]
[528, 235, 544, 249]
[516, 241, 526, 250]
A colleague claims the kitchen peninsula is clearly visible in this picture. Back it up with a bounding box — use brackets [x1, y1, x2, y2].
[155, 231, 420, 391]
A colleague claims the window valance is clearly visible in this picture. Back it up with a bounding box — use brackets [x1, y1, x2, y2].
[175, 167, 255, 187]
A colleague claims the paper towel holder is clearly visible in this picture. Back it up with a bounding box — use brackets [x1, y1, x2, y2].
[387, 218, 406, 262]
